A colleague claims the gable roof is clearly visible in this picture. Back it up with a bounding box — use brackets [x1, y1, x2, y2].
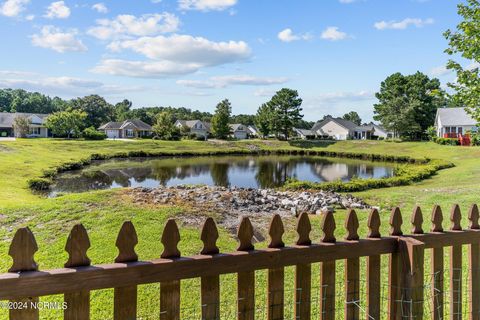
[229, 123, 247, 132]
[0, 112, 49, 128]
[175, 119, 205, 129]
[436, 107, 477, 126]
[99, 119, 152, 131]
[312, 117, 358, 132]
[294, 128, 315, 136]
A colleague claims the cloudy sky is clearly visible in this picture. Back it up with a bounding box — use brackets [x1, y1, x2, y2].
[0, 0, 461, 121]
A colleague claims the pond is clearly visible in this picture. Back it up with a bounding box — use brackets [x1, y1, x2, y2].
[48, 155, 397, 196]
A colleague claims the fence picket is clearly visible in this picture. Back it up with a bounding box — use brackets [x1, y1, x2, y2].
[450, 205, 463, 320]
[160, 219, 181, 320]
[320, 211, 336, 320]
[8, 227, 39, 320]
[237, 217, 255, 320]
[64, 224, 91, 320]
[114, 221, 138, 320]
[469, 204, 480, 320]
[345, 209, 360, 320]
[295, 212, 312, 320]
[431, 205, 444, 320]
[267, 214, 285, 320]
[367, 209, 381, 320]
[200, 218, 220, 320]
[389, 207, 403, 320]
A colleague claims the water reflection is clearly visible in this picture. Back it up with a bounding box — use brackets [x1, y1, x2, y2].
[49, 155, 396, 196]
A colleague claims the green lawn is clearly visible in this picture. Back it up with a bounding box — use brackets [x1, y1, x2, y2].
[0, 138, 477, 319]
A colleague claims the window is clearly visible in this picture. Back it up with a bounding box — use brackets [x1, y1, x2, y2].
[29, 127, 40, 135]
[126, 129, 134, 137]
[458, 127, 463, 135]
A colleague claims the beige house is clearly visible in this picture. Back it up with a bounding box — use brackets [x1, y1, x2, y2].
[98, 119, 153, 139]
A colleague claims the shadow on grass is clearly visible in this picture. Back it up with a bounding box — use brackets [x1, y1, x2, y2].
[288, 140, 337, 149]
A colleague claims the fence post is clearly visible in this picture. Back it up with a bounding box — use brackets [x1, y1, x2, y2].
[469, 204, 480, 320]
[399, 237, 425, 320]
[389, 207, 403, 320]
[367, 209, 381, 320]
[8, 227, 39, 320]
[320, 211, 336, 320]
[431, 205, 444, 320]
[267, 214, 285, 320]
[114, 221, 138, 320]
[237, 217, 255, 320]
[64, 224, 91, 320]
[295, 212, 312, 320]
[160, 219, 181, 320]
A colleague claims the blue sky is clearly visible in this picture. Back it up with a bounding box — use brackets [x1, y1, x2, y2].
[0, 0, 462, 121]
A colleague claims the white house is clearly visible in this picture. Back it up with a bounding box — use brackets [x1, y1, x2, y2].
[229, 124, 248, 139]
[310, 117, 390, 140]
[98, 119, 153, 139]
[0, 112, 49, 138]
[175, 120, 209, 138]
[434, 107, 477, 137]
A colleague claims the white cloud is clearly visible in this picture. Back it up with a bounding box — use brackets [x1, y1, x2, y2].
[430, 65, 452, 77]
[91, 3, 107, 13]
[178, 0, 237, 11]
[304, 91, 374, 109]
[31, 26, 87, 53]
[0, 72, 145, 96]
[0, 0, 29, 17]
[108, 34, 251, 65]
[277, 28, 311, 42]
[87, 13, 180, 40]
[177, 75, 288, 88]
[254, 88, 277, 97]
[321, 26, 348, 41]
[44, 1, 70, 19]
[91, 59, 202, 78]
[374, 18, 434, 30]
[93, 35, 250, 78]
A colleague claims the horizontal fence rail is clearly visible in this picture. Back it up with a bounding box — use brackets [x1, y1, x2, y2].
[1, 204, 480, 319]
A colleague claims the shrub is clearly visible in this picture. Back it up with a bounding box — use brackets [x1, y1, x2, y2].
[82, 127, 107, 140]
[28, 177, 52, 191]
[435, 138, 460, 146]
[284, 159, 454, 192]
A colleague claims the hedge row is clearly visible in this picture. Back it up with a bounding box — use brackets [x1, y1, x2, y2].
[27, 148, 437, 191]
[283, 159, 454, 192]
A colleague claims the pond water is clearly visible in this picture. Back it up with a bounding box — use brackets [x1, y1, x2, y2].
[48, 155, 396, 196]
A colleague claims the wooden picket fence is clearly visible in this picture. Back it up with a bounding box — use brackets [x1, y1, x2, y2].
[1, 204, 480, 319]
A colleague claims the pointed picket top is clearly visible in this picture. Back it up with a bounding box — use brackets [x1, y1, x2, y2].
[161, 219, 181, 259]
[237, 216, 254, 251]
[296, 212, 312, 246]
[65, 224, 91, 268]
[321, 211, 336, 243]
[115, 221, 138, 263]
[389, 207, 403, 236]
[367, 208, 381, 238]
[469, 204, 480, 230]
[411, 206, 424, 234]
[431, 205, 444, 232]
[8, 227, 38, 273]
[450, 204, 462, 231]
[200, 217, 219, 255]
[268, 214, 285, 248]
[345, 209, 359, 241]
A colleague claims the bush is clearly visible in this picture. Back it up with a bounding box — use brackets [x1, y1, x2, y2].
[435, 138, 460, 146]
[27, 177, 52, 191]
[284, 159, 454, 192]
[82, 127, 107, 140]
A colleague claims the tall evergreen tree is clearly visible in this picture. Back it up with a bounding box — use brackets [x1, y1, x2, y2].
[268, 88, 303, 139]
[342, 111, 362, 125]
[255, 103, 274, 138]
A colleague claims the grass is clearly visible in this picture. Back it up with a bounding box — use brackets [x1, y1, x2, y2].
[0, 138, 478, 318]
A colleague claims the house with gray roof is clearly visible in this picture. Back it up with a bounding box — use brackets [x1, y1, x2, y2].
[98, 119, 152, 139]
[293, 128, 316, 140]
[311, 117, 390, 140]
[174, 119, 209, 138]
[434, 107, 477, 138]
[229, 123, 248, 139]
[0, 112, 49, 138]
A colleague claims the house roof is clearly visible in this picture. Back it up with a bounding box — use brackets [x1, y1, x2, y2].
[176, 120, 205, 129]
[247, 125, 258, 134]
[0, 112, 49, 128]
[436, 107, 476, 126]
[294, 128, 315, 136]
[229, 123, 247, 132]
[99, 119, 152, 131]
[312, 117, 358, 132]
